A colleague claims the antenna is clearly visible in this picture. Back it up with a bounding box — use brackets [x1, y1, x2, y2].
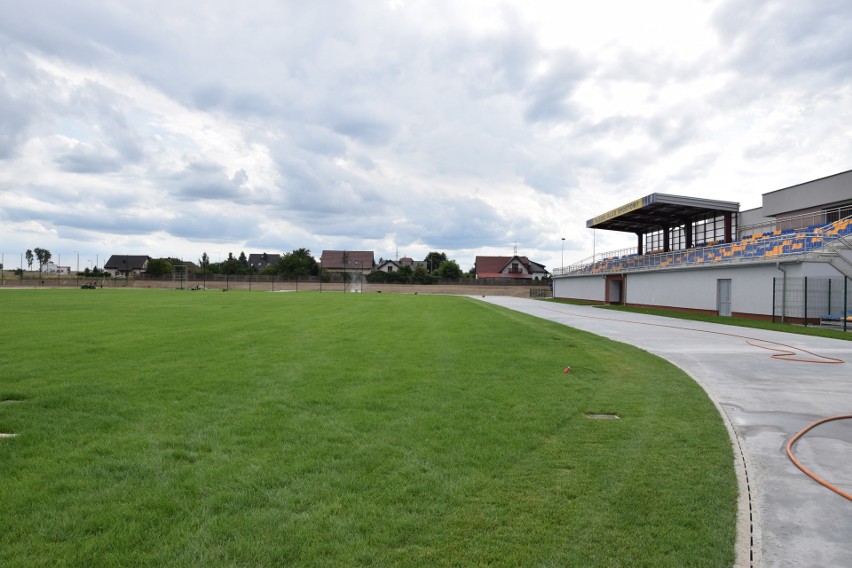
[513, 242, 518, 256]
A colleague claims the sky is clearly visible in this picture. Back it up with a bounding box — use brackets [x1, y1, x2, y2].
[1, 0, 851, 273]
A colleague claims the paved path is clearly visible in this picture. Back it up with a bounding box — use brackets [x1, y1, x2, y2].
[476, 297, 852, 568]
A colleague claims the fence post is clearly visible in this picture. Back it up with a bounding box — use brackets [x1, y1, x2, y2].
[804, 276, 808, 327]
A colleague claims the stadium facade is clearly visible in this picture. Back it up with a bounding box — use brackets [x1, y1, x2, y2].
[553, 170, 852, 324]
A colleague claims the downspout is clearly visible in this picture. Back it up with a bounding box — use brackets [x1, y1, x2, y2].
[776, 262, 787, 323]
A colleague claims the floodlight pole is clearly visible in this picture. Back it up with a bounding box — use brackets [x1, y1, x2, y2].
[561, 237, 565, 273]
[73, 251, 79, 287]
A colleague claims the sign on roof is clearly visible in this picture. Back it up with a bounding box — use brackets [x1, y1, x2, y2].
[590, 197, 647, 226]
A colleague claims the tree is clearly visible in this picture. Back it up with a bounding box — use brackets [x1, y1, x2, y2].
[412, 265, 437, 284]
[34, 248, 51, 276]
[200, 252, 210, 274]
[25, 249, 34, 271]
[276, 248, 318, 278]
[238, 251, 249, 269]
[396, 265, 413, 283]
[219, 252, 249, 275]
[435, 259, 463, 280]
[424, 251, 447, 273]
[145, 258, 173, 277]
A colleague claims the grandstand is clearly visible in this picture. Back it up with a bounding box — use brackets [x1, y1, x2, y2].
[553, 170, 852, 323]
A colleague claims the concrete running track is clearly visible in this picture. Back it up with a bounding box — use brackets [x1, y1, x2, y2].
[476, 297, 852, 568]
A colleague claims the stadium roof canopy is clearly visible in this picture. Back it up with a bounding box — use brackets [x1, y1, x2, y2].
[586, 193, 740, 233]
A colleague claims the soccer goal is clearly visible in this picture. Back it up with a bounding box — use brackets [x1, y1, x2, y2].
[173, 264, 188, 289]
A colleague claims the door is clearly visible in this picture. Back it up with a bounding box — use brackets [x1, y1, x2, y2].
[717, 279, 732, 317]
[607, 278, 623, 304]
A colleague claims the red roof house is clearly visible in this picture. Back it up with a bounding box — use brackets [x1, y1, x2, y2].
[474, 255, 549, 280]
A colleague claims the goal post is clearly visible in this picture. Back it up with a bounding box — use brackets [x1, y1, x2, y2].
[173, 264, 188, 289]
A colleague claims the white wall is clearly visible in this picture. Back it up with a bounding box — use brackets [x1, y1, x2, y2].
[553, 274, 606, 302]
[554, 260, 848, 316]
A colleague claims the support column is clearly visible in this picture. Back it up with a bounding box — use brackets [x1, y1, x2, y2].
[663, 226, 670, 253]
[636, 233, 644, 255]
[684, 220, 693, 249]
[724, 212, 733, 243]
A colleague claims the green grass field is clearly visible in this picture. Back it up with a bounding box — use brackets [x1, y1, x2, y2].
[0, 290, 737, 567]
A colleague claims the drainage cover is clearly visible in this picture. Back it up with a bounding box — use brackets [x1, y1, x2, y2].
[585, 414, 620, 420]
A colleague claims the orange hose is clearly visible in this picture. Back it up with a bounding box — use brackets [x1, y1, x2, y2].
[785, 415, 852, 502]
[537, 304, 850, 498]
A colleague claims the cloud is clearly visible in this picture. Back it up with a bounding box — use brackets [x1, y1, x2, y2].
[522, 49, 588, 123]
[713, 0, 852, 85]
[0, 0, 850, 273]
[169, 161, 249, 201]
[53, 142, 123, 173]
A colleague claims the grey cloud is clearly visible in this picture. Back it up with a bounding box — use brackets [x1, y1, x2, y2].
[519, 160, 580, 196]
[191, 83, 279, 117]
[66, 81, 145, 163]
[0, 1, 156, 67]
[164, 210, 262, 242]
[54, 143, 123, 173]
[330, 113, 396, 146]
[0, 42, 41, 159]
[169, 162, 248, 201]
[400, 196, 513, 250]
[0, 88, 32, 159]
[2, 204, 161, 236]
[523, 50, 588, 123]
[713, 0, 852, 84]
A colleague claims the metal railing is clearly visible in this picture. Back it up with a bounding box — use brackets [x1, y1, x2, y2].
[555, 215, 852, 277]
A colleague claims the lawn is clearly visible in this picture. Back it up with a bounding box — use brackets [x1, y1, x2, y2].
[0, 290, 737, 567]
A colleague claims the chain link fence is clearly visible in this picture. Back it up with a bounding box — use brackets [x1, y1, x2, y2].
[773, 276, 851, 329]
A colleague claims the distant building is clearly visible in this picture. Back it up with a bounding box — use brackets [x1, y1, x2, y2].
[376, 259, 402, 273]
[320, 250, 375, 275]
[104, 255, 150, 277]
[248, 253, 281, 271]
[398, 256, 427, 270]
[42, 262, 71, 275]
[475, 256, 550, 280]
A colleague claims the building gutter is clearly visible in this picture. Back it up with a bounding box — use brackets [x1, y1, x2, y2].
[776, 262, 787, 323]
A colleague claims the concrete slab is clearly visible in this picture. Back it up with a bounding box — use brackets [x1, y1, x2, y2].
[476, 296, 852, 568]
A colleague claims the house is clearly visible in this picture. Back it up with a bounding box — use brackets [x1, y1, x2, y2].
[376, 259, 402, 273]
[43, 262, 71, 275]
[248, 253, 281, 271]
[398, 256, 427, 270]
[475, 256, 550, 280]
[320, 250, 375, 275]
[104, 255, 151, 277]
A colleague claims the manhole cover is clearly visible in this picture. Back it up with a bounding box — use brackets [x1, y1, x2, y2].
[585, 414, 620, 420]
